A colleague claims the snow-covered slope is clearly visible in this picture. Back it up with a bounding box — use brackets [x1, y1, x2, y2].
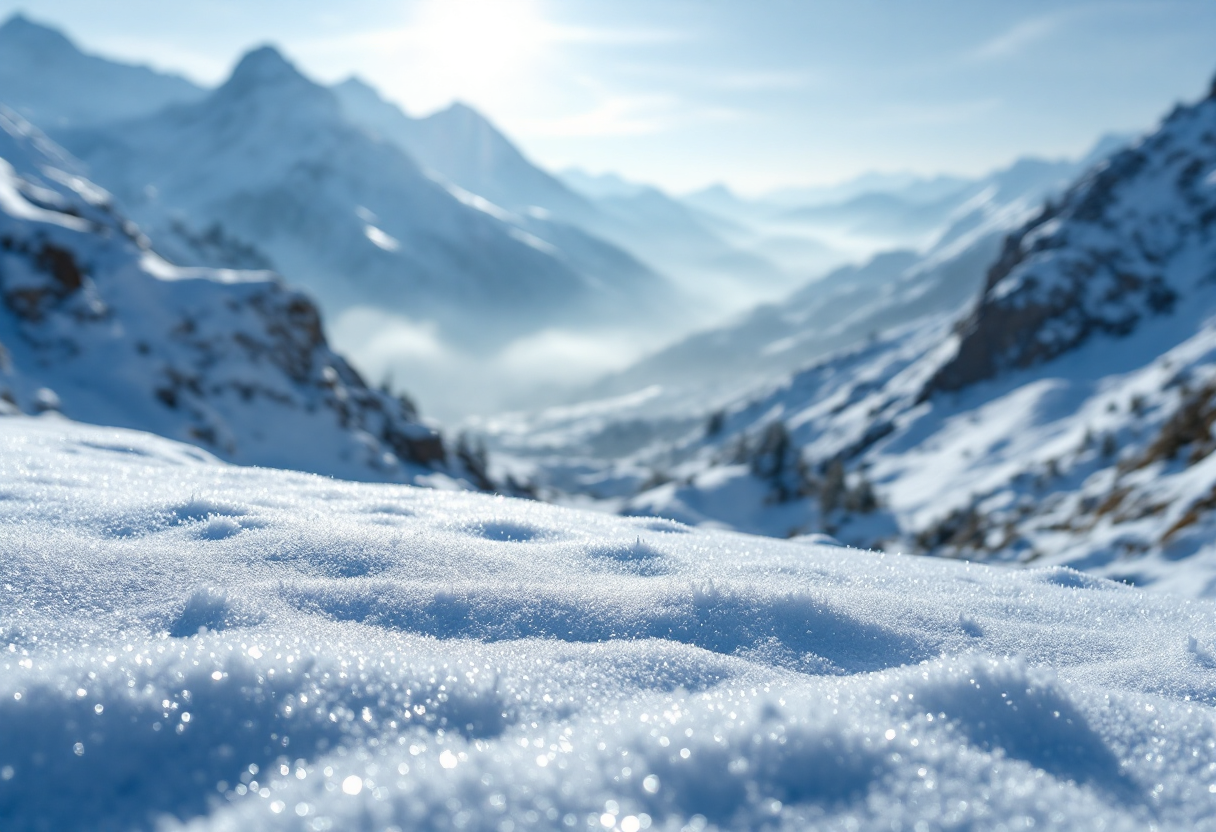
[572, 78, 1216, 596]
[581, 242, 984, 402]
[0, 14, 204, 130]
[57, 47, 669, 350]
[0, 106, 466, 485]
[583, 136, 1130, 404]
[6, 415, 1216, 831]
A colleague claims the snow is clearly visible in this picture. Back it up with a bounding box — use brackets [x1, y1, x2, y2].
[5, 416, 1216, 831]
[363, 225, 400, 253]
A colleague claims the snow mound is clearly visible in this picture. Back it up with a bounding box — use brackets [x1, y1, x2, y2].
[4, 417, 1216, 831]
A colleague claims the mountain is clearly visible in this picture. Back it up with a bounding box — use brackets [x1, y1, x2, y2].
[336, 80, 800, 305]
[766, 171, 975, 208]
[683, 141, 1133, 279]
[492, 73, 1216, 598]
[778, 154, 1103, 246]
[559, 167, 650, 200]
[584, 185, 795, 296]
[56, 47, 669, 351]
[0, 14, 204, 129]
[584, 136, 1130, 403]
[780, 190, 968, 239]
[333, 77, 597, 224]
[0, 105, 481, 485]
[681, 182, 776, 224]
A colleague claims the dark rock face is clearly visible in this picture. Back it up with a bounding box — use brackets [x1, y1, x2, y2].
[923, 91, 1216, 397]
[1, 238, 89, 321]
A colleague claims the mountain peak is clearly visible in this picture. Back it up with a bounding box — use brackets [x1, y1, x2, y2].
[0, 12, 77, 51]
[223, 45, 310, 93]
[335, 75, 378, 97]
[427, 101, 508, 142]
[696, 183, 738, 200]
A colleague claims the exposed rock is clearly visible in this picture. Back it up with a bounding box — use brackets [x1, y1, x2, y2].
[922, 112, 1213, 397]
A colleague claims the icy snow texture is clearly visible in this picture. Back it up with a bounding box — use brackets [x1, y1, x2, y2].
[5, 418, 1216, 831]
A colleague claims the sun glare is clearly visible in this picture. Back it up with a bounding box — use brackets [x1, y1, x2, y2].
[403, 0, 555, 110]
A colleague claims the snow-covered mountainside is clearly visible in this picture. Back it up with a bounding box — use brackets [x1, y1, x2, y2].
[55, 47, 669, 350]
[334, 78, 597, 226]
[0, 14, 203, 130]
[0, 106, 471, 485]
[336, 79, 797, 312]
[580, 240, 990, 402]
[7, 416, 1216, 832]
[573, 148, 1103, 404]
[497, 78, 1216, 598]
[580, 135, 1131, 403]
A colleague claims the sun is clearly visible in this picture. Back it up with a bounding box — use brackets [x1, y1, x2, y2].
[404, 0, 556, 110]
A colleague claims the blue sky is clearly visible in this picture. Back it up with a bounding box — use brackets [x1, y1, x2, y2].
[5, 0, 1216, 193]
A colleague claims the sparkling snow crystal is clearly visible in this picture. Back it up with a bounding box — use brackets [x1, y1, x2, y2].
[4, 417, 1216, 831]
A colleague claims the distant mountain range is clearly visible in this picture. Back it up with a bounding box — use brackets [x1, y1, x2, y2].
[0, 10, 1171, 464]
[51, 45, 675, 352]
[0, 13, 831, 416]
[581, 134, 1128, 403]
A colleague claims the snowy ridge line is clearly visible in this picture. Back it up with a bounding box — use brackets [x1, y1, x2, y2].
[4, 418, 1216, 831]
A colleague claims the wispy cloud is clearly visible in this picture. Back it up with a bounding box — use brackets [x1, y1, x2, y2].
[613, 62, 819, 94]
[862, 97, 1002, 128]
[547, 23, 692, 46]
[517, 90, 742, 138]
[968, 14, 1063, 62]
[716, 70, 816, 92]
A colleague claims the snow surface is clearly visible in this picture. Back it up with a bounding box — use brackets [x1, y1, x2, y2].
[6, 416, 1216, 831]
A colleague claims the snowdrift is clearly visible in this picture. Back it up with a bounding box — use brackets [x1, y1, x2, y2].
[4, 417, 1216, 831]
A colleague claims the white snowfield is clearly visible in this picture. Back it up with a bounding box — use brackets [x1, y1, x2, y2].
[4, 417, 1216, 832]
